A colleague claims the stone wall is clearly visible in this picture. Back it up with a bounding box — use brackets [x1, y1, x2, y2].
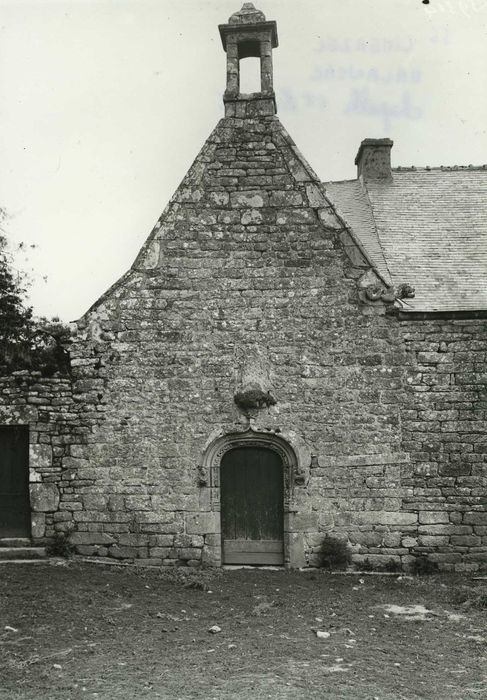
[56, 116, 485, 571]
[0, 116, 485, 573]
[0, 370, 76, 541]
[398, 318, 487, 572]
[307, 317, 487, 572]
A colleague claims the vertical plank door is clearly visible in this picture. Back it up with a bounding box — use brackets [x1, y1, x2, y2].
[221, 446, 284, 565]
[0, 426, 30, 537]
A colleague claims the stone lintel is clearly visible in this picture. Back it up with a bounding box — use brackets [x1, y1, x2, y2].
[224, 94, 276, 117]
[219, 21, 278, 52]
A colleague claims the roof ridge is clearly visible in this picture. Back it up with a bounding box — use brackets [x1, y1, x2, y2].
[393, 165, 487, 172]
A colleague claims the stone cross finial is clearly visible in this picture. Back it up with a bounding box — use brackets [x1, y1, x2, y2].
[218, 5, 279, 117]
[229, 3, 266, 24]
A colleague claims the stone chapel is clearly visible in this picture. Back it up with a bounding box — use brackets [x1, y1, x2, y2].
[1, 4, 486, 571]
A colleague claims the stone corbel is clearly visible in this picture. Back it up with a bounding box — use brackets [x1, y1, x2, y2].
[294, 463, 306, 485]
[197, 464, 208, 487]
[234, 347, 277, 418]
[294, 454, 320, 485]
[295, 455, 316, 486]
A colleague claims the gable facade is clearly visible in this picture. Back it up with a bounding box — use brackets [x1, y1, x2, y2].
[0, 4, 485, 572]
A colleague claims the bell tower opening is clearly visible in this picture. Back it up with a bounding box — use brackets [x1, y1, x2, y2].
[238, 56, 261, 94]
[218, 3, 279, 118]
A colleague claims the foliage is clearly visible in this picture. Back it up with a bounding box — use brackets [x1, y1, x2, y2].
[450, 587, 487, 611]
[319, 535, 352, 570]
[383, 558, 403, 573]
[0, 317, 71, 376]
[411, 555, 439, 576]
[0, 209, 33, 346]
[46, 533, 76, 558]
[354, 557, 402, 573]
[0, 210, 71, 376]
[358, 557, 374, 571]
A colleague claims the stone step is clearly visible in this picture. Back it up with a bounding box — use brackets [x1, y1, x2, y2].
[0, 538, 31, 548]
[0, 547, 46, 560]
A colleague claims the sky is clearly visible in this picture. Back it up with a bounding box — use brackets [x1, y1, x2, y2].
[1, 0, 487, 322]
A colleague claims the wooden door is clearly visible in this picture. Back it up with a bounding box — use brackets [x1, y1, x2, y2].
[0, 426, 30, 537]
[221, 446, 284, 565]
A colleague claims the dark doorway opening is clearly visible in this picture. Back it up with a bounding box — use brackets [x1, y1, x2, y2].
[0, 426, 30, 537]
[221, 446, 284, 565]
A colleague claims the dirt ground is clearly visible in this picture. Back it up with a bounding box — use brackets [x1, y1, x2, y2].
[0, 561, 486, 700]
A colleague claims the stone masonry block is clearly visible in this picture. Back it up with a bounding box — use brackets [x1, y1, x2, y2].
[276, 209, 314, 225]
[70, 445, 90, 459]
[464, 512, 487, 525]
[108, 545, 141, 559]
[31, 512, 46, 538]
[186, 512, 220, 535]
[304, 532, 325, 548]
[383, 533, 402, 547]
[355, 511, 418, 526]
[204, 534, 221, 548]
[29, 444, 52, 470]
[83, 494, 108, 510]
[289, 532, 306, 568]
[201, 545, 220, 567]
[418, 535, 450, 547]
[118, 534, 149, 547]
[30, 483, 60, 512]
[149, 548, 171, 558]
[350, 532, 383, 547]
[305, 183, 327, 208]
[70, 532, 115, 545]
[317, 207, 342, 229]
[177, 547, 202, 560]
[148, 535, 174, 547]
[418, 524, 472, 536]
[288, 511, 319, 532]
[419, 511, 450, 524]
[241, 209, 263, 225]
[208, 191, 229, 206]
[230, 191, 265, 208]
[417, 352, 451, 364]
[450, 535, 481, 546]
[175, 534, 204, 548]
[269, 191, 303, 207]
[29, 468, 41, 483]
[125, 496, 151, 511]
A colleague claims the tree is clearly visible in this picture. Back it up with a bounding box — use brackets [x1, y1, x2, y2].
[0, 208, 70, 375]
[0, 208, 33, 345]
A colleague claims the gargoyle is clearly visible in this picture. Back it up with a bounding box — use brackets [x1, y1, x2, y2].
[363, 282, 415, 304]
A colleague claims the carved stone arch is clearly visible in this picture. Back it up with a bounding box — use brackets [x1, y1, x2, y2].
[200, 428, 303, 514]
[199, 427, 310, 568]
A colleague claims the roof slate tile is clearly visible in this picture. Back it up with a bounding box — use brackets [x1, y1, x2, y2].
[325, 170, 487, 312]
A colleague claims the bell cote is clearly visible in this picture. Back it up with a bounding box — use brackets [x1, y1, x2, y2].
[219, 3, 279, 118]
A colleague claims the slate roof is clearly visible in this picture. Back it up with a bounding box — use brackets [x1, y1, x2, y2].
[325, 180, 392, 287]
[325, 168, 487, 313]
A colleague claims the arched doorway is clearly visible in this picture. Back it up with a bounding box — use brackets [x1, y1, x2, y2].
[220, 446, 284, 565]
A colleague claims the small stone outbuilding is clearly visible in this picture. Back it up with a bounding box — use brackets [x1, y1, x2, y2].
[1, 4, 486, 572]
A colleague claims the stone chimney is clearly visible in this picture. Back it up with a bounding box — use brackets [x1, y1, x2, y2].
[355, 138, 393, 181]
[219, 3, 279, 118]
